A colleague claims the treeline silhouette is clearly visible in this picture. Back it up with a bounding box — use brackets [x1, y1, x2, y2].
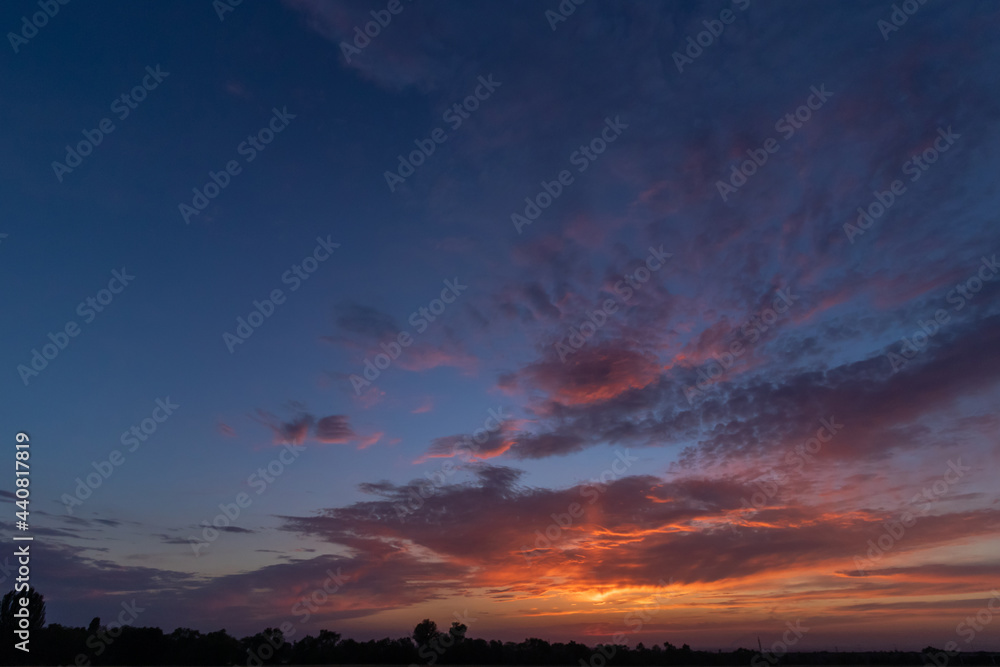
[3, 589, 998, 666]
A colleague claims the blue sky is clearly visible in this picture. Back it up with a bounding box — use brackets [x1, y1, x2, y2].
[2, 0, 1000, 651]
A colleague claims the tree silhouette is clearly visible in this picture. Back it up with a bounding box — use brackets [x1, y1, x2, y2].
[0, 587, 46, 663]
[449, 620, 468, 641]
[291, 629, 342, 664]
[413, 618, 439, 646]
[243, 626, 288, 665]
[318, 629, 341, 646]
[1, 586, 46, 633]
[7, 599, 1000, 667]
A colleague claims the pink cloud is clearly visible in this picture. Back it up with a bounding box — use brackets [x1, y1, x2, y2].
[394, 344, 478, 373]
[411, 397, 434, 414]
[357, 431, 384, 450]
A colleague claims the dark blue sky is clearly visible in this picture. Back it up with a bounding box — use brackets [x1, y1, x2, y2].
[2, 0, 1000, 650]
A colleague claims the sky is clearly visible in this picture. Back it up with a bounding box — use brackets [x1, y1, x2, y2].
[2, 0, 1000, 653]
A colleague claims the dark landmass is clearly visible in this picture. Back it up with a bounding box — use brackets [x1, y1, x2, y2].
[3, 589, 997, 666]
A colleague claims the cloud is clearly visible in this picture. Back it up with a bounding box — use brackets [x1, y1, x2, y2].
[276, 462, 1000, 610]
[411, 397, 434, 414]
[501, 343, 663, 407]
[357, 431, 384, 449]
[508, 432, 587, 460]
[393, 344, 478, 373]
[314, 415, 357, 444]
[274, 414, 313, 445]
[256, 410, 382, 448]
[419, 424, 515, 462]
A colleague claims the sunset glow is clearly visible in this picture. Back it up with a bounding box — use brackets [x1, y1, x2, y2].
[3, 0, 999, 656]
